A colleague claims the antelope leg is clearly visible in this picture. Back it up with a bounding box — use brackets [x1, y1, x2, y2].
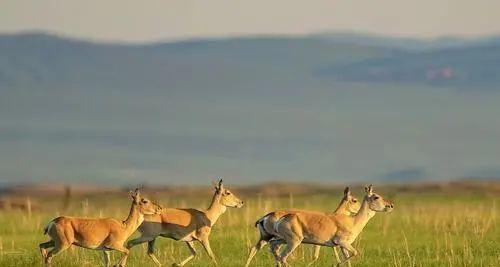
[245, 239, 268, 267]
[173, 241, 197, 267]
[200, 238, 218, 266]
[306, 245, 321, 267]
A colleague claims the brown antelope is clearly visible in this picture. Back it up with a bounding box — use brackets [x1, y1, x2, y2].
[126, 179, 244, 266]
[272, 185, 394, 266]
[38, 189, 162, 267]
[245, 187, 360, 267]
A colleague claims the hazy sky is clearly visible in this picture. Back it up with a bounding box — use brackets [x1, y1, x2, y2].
[1, 0, 499, 42]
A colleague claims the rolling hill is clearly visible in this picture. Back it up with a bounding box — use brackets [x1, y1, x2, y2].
[1, 32, 499, 185]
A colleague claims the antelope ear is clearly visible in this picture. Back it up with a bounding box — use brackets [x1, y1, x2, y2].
[212, 179, 223, 192]
[343, 187, 350, 196]
[130, 188, 140, 202]
[364, 184, 373, 195]
[218, 179, 224, 190]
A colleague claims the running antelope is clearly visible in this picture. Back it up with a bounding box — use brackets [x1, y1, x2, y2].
[245, 187, 360, 267]
[39, 189, 162, 267]
[127, 179, 244, 266]
[272, 185, 394, 266]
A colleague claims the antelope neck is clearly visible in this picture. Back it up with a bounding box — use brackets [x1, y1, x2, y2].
[352, 196, 376, 232]
[333, 197, 350, 215]
[205, 192, 227, 225]
[123, 202, 145, 236]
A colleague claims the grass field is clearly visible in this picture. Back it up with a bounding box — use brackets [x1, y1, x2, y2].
[0, 184, 498, 267]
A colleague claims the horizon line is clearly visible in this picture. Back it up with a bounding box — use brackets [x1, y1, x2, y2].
[2, 29, 500, 46]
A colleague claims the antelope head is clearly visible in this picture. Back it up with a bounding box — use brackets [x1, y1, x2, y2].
[364, 185, 394, 212]
[343, 187, 361, 215]
[214, 179, 244, 208]
[130, 188, 163, 215]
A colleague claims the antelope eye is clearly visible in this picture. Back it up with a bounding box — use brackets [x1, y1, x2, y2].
[226, 192, 231, 195]
[373, 196, 379, 200]
[141, 199, 149, 204]
[352, 200, 357, 203]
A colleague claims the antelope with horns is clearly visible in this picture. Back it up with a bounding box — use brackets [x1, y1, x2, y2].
[39, 189, 162, 267]
[126, 179, 244, 266]
[272, 185, 394, 266]
[245, 187, 360, 267]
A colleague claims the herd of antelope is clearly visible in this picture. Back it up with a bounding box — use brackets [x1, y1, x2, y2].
[38, 180, 394, 267]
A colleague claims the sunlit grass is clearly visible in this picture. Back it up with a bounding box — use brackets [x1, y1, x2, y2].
[0, 190, 497, 266]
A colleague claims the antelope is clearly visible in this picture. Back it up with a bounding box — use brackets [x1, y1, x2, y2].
[126, 179, 244, 266]
[272, 185, 394, 266]
[38, 189, 162, 267]
[245, 187, 360, 267]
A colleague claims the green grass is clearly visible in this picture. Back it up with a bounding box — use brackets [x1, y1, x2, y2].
[0, 190, 498, 266]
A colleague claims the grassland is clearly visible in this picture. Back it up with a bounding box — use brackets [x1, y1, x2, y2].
[0, 183, 498, 267]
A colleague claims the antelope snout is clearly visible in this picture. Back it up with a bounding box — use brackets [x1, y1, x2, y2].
[236, 200, 244, 208]
[385, 203, 394, 211]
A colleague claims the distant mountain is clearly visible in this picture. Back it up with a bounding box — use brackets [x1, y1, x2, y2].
[0, 32, 395, 91]
[318, 44, 500, 88]
[0, 32, 499, 185]
[312, 31, 500, 50]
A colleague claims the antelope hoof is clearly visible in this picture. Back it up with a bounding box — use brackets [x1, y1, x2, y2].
[172, 263, 181, 267]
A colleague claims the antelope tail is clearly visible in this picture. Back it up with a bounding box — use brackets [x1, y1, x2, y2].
[254, 212, 273, 227]
[43, 218, 57, 235]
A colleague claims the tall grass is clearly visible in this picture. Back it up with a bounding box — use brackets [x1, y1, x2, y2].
[0, 190, 497, 266]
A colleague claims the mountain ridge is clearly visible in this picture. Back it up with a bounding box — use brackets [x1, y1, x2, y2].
[0, 32, 499, 185]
